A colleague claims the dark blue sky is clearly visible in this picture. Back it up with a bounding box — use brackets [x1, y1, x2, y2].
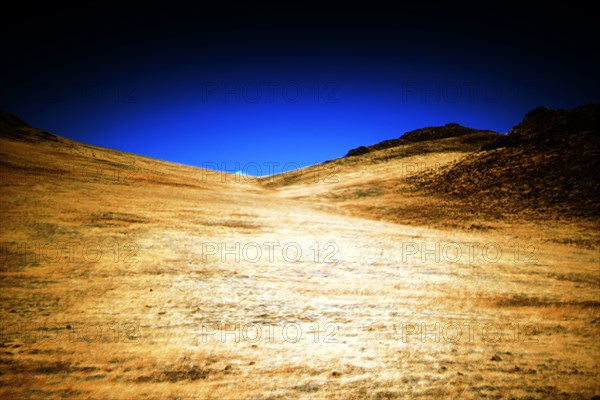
[1, 3, 598, 175]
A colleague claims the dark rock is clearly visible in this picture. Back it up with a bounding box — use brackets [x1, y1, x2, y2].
[344, 123, 498, 157]
[345, 146, 371, 157]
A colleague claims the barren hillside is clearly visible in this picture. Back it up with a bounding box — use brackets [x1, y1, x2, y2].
[1, 110, 598, 399]
[417, 105, 600, 218]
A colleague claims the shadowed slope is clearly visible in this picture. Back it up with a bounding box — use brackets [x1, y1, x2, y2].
[414, 104, 600, 219]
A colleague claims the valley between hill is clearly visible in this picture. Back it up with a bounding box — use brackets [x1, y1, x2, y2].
[1, 109, 598, 399]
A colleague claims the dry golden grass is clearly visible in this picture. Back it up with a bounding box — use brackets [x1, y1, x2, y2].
[1, 129, 599, 399]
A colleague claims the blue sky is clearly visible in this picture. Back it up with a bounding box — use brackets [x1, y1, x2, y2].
[1, 4, 598, 175]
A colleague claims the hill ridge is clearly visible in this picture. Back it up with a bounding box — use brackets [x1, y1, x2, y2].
[345, 122, 498, 157]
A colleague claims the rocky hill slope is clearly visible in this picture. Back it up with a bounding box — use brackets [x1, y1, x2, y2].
[345, 123, 498, 157]
[413, 104, 600, 218]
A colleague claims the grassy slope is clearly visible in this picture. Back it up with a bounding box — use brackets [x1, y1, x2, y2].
[1, 114, 598, 399]
[418, 105, 600, 219]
